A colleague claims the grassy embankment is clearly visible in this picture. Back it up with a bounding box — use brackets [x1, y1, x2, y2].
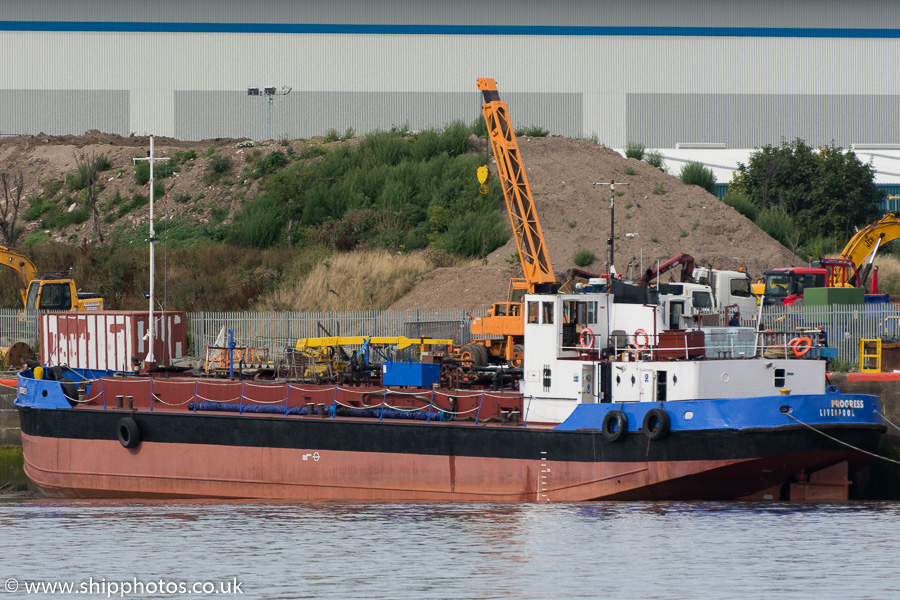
[0, 446, 28, 492]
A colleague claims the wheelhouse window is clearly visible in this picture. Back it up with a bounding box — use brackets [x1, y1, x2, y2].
[542, 301, 554, 324]
[527, 301, 539, 324]
[586, 301, 598, 324]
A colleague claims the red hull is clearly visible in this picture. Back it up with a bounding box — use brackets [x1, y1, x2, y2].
[21, 432, 861, 502]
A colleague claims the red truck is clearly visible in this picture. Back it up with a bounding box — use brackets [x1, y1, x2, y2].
[760, 267, 827, 306]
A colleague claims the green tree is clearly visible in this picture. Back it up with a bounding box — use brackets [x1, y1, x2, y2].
[730, 138, 882, 246]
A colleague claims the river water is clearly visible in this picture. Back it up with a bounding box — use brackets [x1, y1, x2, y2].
[0, 500, 897, 600]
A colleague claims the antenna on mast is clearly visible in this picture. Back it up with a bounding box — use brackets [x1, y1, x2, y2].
[593, 180, 629, 277]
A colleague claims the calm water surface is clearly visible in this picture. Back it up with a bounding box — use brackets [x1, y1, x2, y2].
[0, 500, 897, 599]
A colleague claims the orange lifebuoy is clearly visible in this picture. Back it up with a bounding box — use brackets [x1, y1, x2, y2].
[634, 329, 649, 349]
[580, 328, 594, 349]
[787, 337, 800, 347]
[792, 336, 812, 357]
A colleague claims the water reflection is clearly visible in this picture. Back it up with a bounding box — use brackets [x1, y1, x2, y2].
[0, 500, 897, 600]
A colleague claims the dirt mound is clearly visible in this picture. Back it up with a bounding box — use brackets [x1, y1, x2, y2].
[389, 136, 802, 310]
[0, 131, 801, 312]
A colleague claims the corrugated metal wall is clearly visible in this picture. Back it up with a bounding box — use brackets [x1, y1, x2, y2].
[1, 1, 899, 146]
[174, 90, 582, 141]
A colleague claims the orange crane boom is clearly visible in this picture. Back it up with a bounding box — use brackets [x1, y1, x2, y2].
[477, 78, 555, 289]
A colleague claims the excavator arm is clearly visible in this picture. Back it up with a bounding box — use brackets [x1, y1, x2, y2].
[832, 212, 900, 288]
[0, 245, 38, 305]
[643, 253, 695, 285]
[478, 78, 555, 290]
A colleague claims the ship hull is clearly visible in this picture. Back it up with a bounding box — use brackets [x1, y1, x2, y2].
[18, 406, 883, 502]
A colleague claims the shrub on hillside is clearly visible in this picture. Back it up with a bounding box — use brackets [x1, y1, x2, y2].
[254, 151, 289, 176]
[757, 205, 794, 248]
[624, 142, 645, 160]
[644, 151, 666, 171]
[680, 162, 716, 194]
[573, 250, 595, 267]
[172, 149, 197, 164]
[66, 172, 86, 190]
[134, 161, 150, 185]
[515, 125, 550, 137]
[229, 194, 285, 249]
[471, 115, 488, 139]
[209, 155, 231, 174]
[360, 131, 407, 166]
[315, 209, 378, 251]
[723, 191, 758, 221]
[23, 196, 52, 221]
[42, 179, 64, 199]
[441, 121, 473, 156]
[42, 201, 90, 229]
[442, 212, 509, 258]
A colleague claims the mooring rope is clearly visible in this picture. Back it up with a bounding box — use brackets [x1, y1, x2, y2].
[783, 411, 900, 466]
[874, 409, 900, 434]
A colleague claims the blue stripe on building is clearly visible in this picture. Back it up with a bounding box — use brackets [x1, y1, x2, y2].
[2, 22, 900, 38]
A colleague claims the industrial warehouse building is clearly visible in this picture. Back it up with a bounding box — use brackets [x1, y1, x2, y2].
[1, 0, 899, 187]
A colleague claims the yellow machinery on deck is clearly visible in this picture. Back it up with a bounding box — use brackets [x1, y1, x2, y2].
[296, 336, 453, 351]
[288, 336, 455, 381]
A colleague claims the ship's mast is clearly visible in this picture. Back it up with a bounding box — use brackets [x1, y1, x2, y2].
[133, 137, 168, 368]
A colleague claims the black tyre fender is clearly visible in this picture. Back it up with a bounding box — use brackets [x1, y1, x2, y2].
[60, 377, 79, 407]
[601, 410, 628, 442]
[642, 408, 671, 441]
[117, 417, 141, 449]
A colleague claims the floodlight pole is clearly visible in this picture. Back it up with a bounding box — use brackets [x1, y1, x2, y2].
[133, 137, 169, 368]
[249, 86, 291, 140]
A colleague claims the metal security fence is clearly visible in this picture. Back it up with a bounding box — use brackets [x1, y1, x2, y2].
[753, 303, 900, 366]
[185, 309, 482, 359]
[4, 303, 900, 367]
[0, 309, 39, 349]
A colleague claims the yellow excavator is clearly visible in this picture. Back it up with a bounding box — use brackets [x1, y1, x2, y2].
[460, 78, 557, 367]
[822, 212, 900, 291]
[0, 245, 104, 311]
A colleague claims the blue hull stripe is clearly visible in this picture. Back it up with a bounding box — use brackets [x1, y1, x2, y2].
[555, 394, 884, 432]
[1, 22, 900, 38]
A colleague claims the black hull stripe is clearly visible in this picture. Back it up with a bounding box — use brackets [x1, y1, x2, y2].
[19, 407, 885, 463]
